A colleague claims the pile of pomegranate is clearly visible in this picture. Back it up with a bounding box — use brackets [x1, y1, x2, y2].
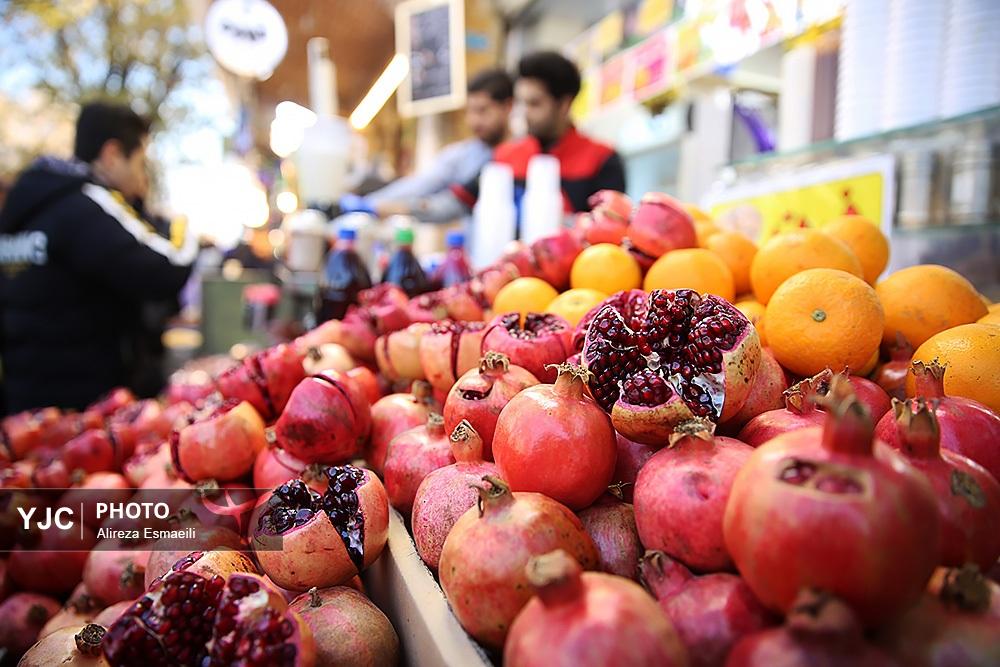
[2, 189, 998, 666]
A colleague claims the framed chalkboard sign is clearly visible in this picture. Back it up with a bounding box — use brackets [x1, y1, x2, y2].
[396, 0, 466, 117]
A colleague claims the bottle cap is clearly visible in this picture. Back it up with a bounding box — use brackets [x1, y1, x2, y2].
[446, 231, 464, 247]
[338, 228, 357, 241]
[395, 227, 415, 244]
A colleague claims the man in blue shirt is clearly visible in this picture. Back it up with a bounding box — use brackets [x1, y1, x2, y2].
[340, 68, 513, 221]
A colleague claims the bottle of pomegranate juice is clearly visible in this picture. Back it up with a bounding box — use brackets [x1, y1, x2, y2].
[316, 227, 372, 322]
[382, 227, 430, 297]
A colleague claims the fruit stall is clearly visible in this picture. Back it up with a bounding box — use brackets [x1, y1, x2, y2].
[1, 188, 998, 666]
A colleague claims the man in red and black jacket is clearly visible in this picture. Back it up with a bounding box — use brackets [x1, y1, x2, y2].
[450, 51, 625, 229]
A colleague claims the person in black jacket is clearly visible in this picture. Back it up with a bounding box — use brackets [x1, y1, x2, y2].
[0, 102, 196, 413]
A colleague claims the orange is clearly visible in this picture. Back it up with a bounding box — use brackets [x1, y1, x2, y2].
[695, 220, 721, 247]
[643, 248, 736, 302]
[765, 268, 884, 377]
[546, 288, 609, 326]
[978, 311, 1000, 326]
[876, 264, 988, 348]
[749, 229, 863, 304]
[682, 203, 713, 223]
[734, 299, 767, 346]
[492, 277, 558, 317]
[706, 231, 757, 295]
[823, 215, 890, 284]
[570, 243, 642, 294]
[907, 323, 1000, 413]
[859, 347, 880, 376]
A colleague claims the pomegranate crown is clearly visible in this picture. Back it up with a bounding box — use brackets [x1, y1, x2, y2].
[783, 369, 834, 413]
[786, 589, 863, 638]
[938, 565, 992, 614]
[450, 419, 477, 443]
[814, 375, 875, 456]
[525, 549, 582, 591]
[480, 351, 511, 373]
[892, 397, 941, 452]
[471, 475, 512, 515]
[546, 362, 593, 384]
[668, 418, 716, 446]
[75, 623, 107, 657]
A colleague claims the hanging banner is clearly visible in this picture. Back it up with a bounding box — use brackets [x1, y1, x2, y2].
[630, 29, 672, 101]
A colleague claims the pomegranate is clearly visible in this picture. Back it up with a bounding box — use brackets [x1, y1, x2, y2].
[576, 495, 643, 580]
[843, 372, 892, 422]
[438, 476, 599, 649]
[723, 381, 941, 625]
[143, 537, 251, 590]
[890, 399, 1000, 570]
[61, 428, 118, 475]
[383, 413, 453, 515]
[172, 480, 258, 533]
[497, 241, 537, 281]
[288, 586, 401, 667]
[273, 371, 372, 464]
[122, 441, 171, 487]
[19, 623, 110, 666]
[580, 190, 632, 245]
[302, 343, 355, 375]
[738, 370, 831, 447]
[411, 421, 499, 570]
[611, 431, 658, 502]
[581, 288, 761, 443]
[723, 347, 789, 430]
[727, 590, 896, 667]
[367, 381, 435, 475]
[170, 398, 266, 482]
[481, 312, 573, 384]
[40, 582, 102, 639]
[251, 466, 389, 591]
[93, 602, 133, 628]
[478, 260, 524, 302]
[107, 399, 182, 460]
[216, 343, 307, 421]
[441, 281, 490, 321]
[0, 592, 61, 658]
[530, 228, 584, 290]
[405, 290, 450, 322]
[9, 519, 97, 595]
[418, 320, 487, 394]
[504, 549, 686, 667]
[443, 352, 540, 460]
[374, 322, 432, 382]
[873, 333, 913, 401]
[31, 454, 72, 487]
[1, 459, 36, 488]
[634, 418, 752, 572]
[62, 472, 133, 529]
[877, 360, 1000, 481]
[254, 445, 329, 492]
[86, 388, 136, 420]
[82, 543, 146, 605]
[343, 365, 382, 405]
[878, 565, 1000, 665]
[2, 407, 65, 459]
[626, 192, 697, 260]
[494, 364, 617, 510]
[104, 569, 315, 666]
[640, 551, 774, 667]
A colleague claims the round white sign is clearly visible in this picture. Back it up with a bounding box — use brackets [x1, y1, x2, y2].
[205, 0, 288, 80]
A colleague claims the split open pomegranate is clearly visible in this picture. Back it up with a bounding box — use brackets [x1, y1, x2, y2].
[581, 289, 761, 443]
[418, 320, 487, 395]
[481, 312, 573, 383]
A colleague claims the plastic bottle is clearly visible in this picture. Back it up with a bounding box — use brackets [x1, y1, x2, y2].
[382, 226, 430, 297]
[432, 231, 473, 289]
[316, 227, 372, 322]
[471, 162, 516, 268]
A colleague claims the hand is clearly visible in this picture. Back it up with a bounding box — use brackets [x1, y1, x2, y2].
[339, 193, 375, 215]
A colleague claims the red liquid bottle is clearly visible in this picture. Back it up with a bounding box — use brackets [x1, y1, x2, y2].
[382, 227, 430, 297]
[432, 230, 473, 289]
[316, 227, 372, 322]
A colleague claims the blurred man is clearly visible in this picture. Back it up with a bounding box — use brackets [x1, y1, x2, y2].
[338, 68, 514, 220]
[0, 102, 196, 412]
[450, 51, 626, 225]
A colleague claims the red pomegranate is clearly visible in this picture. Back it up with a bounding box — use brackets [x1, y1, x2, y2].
[143, 538, 252, 590]
[93, 601, 132, 628]
[505, 549, 686, 667]
[723, 380, 941, 626]
[876, 360, 1000, 481]
[640, 551, 774, 667]
[31, 454, 72, 487]
[254, 445, 329, 493]
[626, 192, 697, 259]
[251, 466, 389, 591]
[580, 190, 632, 245]
[581, 288, 761, 443]
[374, 322, 431, 382]
[443, 352, 540, 461]
[405, 290, 450, 323]
[368, 381, 435, 475]
[890, 399, 1000, 570]
[61, 472, 132, 530]
[170, 398, 267, 483]
[611, 431, 658, 502]
[288, 586, 401, 667]
[19, 623, 110, 667]
[273, 371, 372, 464]
[122, 441, 171, 487]
[497, 241, 537, 281]
[216, 344, 307, 422]
[738, 370, 831, 447]
[82, 543, 146, 605]
[412, 421, 499, 570]
[2, 408, 65, 459]
[723, 347, 789, 429]
[341, 366, 381, 405]
[0, 592, 62, 658]
[878, 565, 1000, 665]
[576, 495, 643, 580]
[530, 229, 584, 290]
[39, 582, 102, 639]
[61, 429, 118, 475]
[873, 334, 913, 401]
[571, 291, 646, 354]
[383, 413, 454, 515]
[418, 320, 487, 394]
[85, 388, 136, 420]
[438, 476, 599, 649]
[104, 569, 315, 665]
[635, 418, 752, 572]
[442, 281, 490, 321]
[478, 261, 524, 304]
[843, 372, 892, 422]
[727, 590, 896, 667]
[493, 364, 617, 510]
[302, 343, 354, 375]
[9, 519, 98, 595]
[481, 312, 573, 383]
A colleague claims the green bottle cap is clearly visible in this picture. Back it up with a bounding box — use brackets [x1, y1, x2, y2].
[395, 227, 415, 244]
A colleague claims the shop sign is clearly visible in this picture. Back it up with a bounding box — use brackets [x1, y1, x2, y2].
[205, 0, 288, 80]
[630, 29, 672, 101]
[599, 54, 628, 107]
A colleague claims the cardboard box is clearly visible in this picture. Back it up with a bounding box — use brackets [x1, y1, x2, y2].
[363, 508, 495, 667]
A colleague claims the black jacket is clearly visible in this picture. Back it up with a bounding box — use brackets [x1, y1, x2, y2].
[0, 157, 196, 412]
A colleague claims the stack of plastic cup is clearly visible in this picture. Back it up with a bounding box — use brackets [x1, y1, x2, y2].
[471, 162, 516, 269]
[835, 0, 889, 140]
[941, 0, 1000, 117]
[520, 155, 563, 245]
[881, 0, 948, 130]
